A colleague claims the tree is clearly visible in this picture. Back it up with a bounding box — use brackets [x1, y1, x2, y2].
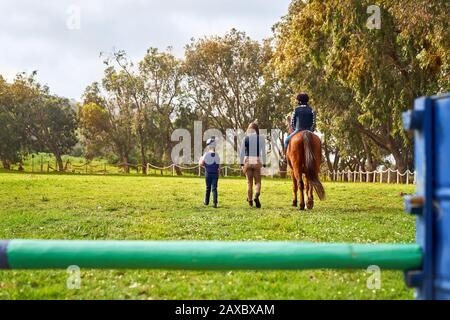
[184, 29, 267, 145]
[80, 48, 184, 173]
[102, 51, 152, 173]
[139, 48, 184, 172]
[77, 100, 110, 159]
[0, 76, 23, 169]
[184, 30, 297, 171]
[25, 94, 78, 172]
[1, 73, 77, 172]
[79, 82, 135, 173]
[272, 0, 449, 174]
[260, 40, 294, 176]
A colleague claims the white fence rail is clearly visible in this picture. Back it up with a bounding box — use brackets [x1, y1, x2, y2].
[21, 160, 416, 184]
[323, 169, 416, 185]
[146, 164, 416, 184]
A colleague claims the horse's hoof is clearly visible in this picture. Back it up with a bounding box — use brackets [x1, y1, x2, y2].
[299, 205, 305, 211]
[307, 202, 314, 210]
[292, 201, 297, 207]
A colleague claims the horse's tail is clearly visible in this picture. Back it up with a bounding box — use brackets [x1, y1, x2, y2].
[302, 131, 325, 200]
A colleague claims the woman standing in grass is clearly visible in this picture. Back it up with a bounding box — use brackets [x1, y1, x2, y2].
[199, 138, 220, 208]
[240, 122, 266, 208]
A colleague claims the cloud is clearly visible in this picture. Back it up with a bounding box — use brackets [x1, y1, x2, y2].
[0, 0, 291, 99]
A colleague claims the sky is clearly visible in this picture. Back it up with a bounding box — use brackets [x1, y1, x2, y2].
[0, 0, 292, 100]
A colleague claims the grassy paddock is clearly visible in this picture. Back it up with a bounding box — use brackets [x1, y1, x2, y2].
[0, 173, 415, 299]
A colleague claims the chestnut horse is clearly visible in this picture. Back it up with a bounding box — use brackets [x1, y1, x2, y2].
[286, 129, 325, 210]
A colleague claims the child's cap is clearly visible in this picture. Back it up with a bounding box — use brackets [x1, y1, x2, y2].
[206, 138, 216, 147]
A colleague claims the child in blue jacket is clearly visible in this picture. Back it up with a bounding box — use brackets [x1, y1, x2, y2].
[199, 138, 220, 208]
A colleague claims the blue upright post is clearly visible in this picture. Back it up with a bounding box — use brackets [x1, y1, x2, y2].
[403, 93, 450, 300]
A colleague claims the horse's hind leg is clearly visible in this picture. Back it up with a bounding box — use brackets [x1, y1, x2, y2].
[299, 176, 305, 210]
[306, 178, 314, 210]
[292, 176, 298, 207]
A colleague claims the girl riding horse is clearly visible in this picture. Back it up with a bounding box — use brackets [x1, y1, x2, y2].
[284, 93, 316, 151]
[285, 93, 325, 210]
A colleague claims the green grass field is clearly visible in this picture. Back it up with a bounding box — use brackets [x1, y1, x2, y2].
[0, 172, 416, 299]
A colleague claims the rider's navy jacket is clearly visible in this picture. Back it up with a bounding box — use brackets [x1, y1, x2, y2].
[290, 104, 316, 131]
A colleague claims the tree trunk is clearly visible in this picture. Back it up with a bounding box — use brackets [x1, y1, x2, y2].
[392, 149, 407, 183]
[137, 126, 147, 174]
[140, 145, 147, 175]
[64, 160, 70, 171]
[362, 139, 375, 182]
[357, 125, 410, 183]
[332, 150, 340, 171]
[55, 153, 64, 172]
[2, 159, 10, 170]
[323, 138, 334, 172]
[122, 155, 130, 173]
[385, 135, 408, 183]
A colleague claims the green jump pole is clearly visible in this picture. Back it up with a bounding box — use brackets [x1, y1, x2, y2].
[0, 240, 422, 271]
